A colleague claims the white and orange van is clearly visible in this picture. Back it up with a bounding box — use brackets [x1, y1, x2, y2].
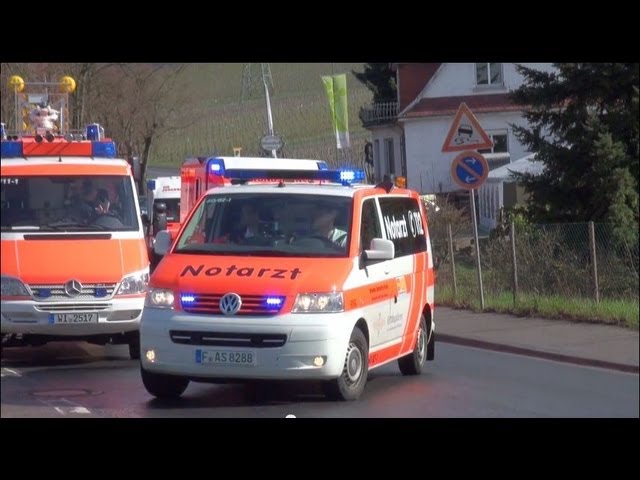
[140, 161, 435, 401]
[1, 129, 149, 358]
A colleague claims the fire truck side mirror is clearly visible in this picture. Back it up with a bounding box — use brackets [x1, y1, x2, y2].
[153, 202, 168, 233]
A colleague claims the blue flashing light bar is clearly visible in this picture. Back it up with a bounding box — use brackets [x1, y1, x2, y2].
[208, 158, 226, 175]
[317, 161, 329, 170]
[1, 141, 23, 158]
[91, 141, 116, 158]
[0, 139, 116, 158]
[86, 124, 104, 141]
[214, 168, 367, 185]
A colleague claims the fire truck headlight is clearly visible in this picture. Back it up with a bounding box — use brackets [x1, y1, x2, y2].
[116, 270, 150, 296]
[1, 276, 31, 298]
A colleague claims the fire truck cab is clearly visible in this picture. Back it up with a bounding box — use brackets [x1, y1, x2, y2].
[1, 77, 149, 358]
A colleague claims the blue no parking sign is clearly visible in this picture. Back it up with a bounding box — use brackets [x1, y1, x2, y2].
[450, 150, 489, 190]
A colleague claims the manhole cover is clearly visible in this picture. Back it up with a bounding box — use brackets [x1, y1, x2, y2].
[30, 388, 101, 398]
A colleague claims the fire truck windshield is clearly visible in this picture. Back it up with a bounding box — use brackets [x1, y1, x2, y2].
[1, 175, 139, 232]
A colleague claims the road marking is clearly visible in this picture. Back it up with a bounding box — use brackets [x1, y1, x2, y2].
[54, 406, 91, 415]
[1, 367, 21, 377]
[38, 397, 92, 416]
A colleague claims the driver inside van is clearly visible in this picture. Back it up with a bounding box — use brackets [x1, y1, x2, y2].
[311, 204, 348, 247]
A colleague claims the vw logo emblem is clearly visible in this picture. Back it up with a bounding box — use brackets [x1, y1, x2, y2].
[219, 293, 242, 315]
[64, 279, 83, 297]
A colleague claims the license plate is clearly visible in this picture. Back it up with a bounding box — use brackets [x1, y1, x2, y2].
[195, 349, 256, 367]
[48, 313, 98, 324]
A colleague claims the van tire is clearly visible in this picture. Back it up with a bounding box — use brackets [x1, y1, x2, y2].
[324, 327, 368, 401]
[398, 314, 428, 376]
[128, 333, 141, 360]
[141, 366, 189, 399]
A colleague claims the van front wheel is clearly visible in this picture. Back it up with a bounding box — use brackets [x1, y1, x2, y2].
[324, 327, 368, 401]
[141, 367, 189, 399]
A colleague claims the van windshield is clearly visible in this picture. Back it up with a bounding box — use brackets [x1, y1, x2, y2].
[1, 175, 140, 232]
[174, 193, 352, 257]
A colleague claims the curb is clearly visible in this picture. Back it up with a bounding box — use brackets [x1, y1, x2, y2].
[436, 333, 639, 374]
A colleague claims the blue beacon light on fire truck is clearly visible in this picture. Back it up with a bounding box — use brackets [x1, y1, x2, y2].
[0, 123, 116, 158]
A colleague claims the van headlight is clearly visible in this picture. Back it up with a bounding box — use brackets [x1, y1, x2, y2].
[116, 270, 150, 295]
[145, 288, 175, 309]
[1, 275, 31, 298]
[292, 292, 344, 313]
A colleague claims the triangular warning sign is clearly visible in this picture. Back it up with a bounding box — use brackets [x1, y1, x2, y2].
[441, 103, 494, 152]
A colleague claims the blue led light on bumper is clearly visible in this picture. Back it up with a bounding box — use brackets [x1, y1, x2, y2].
[264, 296, 285, 310]
[181, 294, 196, 306]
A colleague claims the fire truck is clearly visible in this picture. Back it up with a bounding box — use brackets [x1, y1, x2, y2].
[179, 155, 329, 223]
[1, 76, 149, 358]
[144, 176, 181, 269]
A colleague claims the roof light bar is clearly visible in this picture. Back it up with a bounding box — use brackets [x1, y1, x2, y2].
[210, 168, 366, 185]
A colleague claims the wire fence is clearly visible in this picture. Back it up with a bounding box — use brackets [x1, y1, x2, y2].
[433, 221, 639, 304]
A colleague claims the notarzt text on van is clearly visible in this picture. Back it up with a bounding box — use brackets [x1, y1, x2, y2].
[180, 264, 302, 280]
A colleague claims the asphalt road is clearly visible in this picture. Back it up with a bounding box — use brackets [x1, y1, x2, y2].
[2, 341, 638, 418]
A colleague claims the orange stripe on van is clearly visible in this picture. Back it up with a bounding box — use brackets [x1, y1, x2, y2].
[368, 342, 403, 368]
[344, 278, 398, 311]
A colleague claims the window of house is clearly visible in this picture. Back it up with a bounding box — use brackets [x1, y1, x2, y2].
[385, 138, 395, 177]
[478, 131, 509, 154]
[476, 63, 503, 86]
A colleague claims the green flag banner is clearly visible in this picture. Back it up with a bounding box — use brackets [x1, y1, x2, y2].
[322, 73, 350, 149]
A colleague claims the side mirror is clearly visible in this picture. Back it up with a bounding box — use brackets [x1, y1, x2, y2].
[154, 202, 167, 214]
[154, 230, 172, 256]
[363, 238, 395, 261]
[153, 202, 167, 233]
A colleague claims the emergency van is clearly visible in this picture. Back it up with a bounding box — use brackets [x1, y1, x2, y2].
[1, 128, 149, 358]
[144, 176, 181, 269]
[140, 160, 435, 401]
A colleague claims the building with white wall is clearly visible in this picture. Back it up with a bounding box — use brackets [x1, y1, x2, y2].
[360, 63, 555, 197]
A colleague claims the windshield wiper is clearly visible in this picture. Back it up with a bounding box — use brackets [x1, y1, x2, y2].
[44, 222, 108, 231]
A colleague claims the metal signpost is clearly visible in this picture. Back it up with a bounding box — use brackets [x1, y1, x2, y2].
[442, 103, 493, 310]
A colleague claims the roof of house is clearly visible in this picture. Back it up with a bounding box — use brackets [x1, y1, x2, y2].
[401, 92, 521, 118]
[487, 153, 545, 182]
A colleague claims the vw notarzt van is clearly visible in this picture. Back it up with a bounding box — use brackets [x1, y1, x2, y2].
[140, 162, 434, 400]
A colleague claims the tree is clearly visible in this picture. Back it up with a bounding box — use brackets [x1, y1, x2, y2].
[510, 63, 639, 244]
[353, 63, 397, 103]
[89, 64, 197, 191]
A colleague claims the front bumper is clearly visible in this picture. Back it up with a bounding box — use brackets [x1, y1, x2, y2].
[140, 308, 358, 381]
[1, 297, 144, 336]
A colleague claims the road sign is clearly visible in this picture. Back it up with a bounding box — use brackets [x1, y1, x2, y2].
[442, 103, 494, 152]
[260, 134, 283, 152]
[451, 150, 489, 190]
